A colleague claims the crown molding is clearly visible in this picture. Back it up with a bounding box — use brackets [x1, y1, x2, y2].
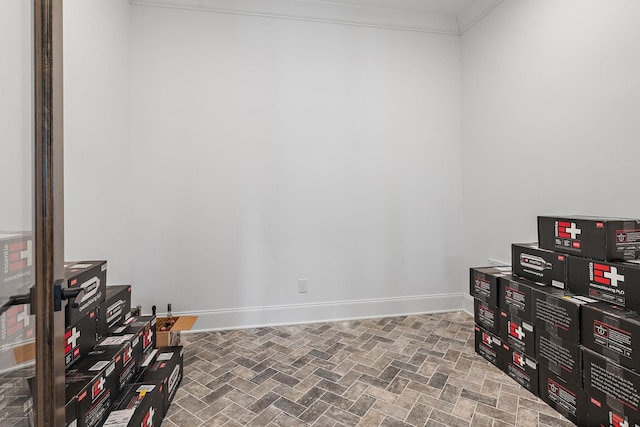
[457, 0, 503, 34]
[131, 0, 501, 35]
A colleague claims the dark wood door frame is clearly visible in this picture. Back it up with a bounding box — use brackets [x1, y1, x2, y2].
[34, 0, 65, 425]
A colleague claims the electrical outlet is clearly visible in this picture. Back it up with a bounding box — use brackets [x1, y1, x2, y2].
[488, 258, 509, 267]
[298, 278, 308, 293]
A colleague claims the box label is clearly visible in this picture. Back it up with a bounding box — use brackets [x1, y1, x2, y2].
[545, 377, 577, 416]
[590, 363, 640, 411]
[505, 287, 526, 311]
[594, 320, 633, 358]
[538, 334, 577, 374]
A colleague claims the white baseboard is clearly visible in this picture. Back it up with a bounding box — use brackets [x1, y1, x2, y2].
[176, 293, 466, 332]
[462, 294, 474, 315]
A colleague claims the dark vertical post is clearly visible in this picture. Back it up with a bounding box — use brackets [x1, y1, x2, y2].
[34, 0, 65, 425]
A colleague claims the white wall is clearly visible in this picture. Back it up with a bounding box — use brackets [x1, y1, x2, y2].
[63, 0, 133, 284]
[129, 6, 463, 328]
[461, 0, 640, 303]
[0, 1, 33, 231]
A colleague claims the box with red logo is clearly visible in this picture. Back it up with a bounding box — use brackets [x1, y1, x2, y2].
[588, 396, 640, 427]
[512, 243, 567, 289]
[137, 346, 183, 416]
[538, 216, 640, 261]
[474, 325, 503, 369]
[533, 286, 595, 343]
[102, 383, 163, 427]
[473, 299, 500, 335]
[469, 266, 512, 308]
[110, 315, 156, 367]
[0, 232, 34, 296]
[567, 255, 640, 309]
[538, 367, 587, 426]
[499, 276, 540, 321]
[583, 347, 640, 425]
[500, 311, 535, 356]
[581, 302, 640, 371]
[0, 303, 34, 353]
[97, 285, 132, 337]
[536, 330, 581, 386]
[87, 337, 138, 393]
[65, 354, 119, 427]
[65, 308, 97, 369]
[65, 261, 107, 327]
[502, 343, 538, 396]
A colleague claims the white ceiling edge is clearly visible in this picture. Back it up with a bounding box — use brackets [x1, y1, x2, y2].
[130, 0, 503, 35]
[457, 0, 503, 34]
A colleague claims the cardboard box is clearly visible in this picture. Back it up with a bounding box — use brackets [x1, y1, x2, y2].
[97, 285, 132, 337]
[473, 298, 500, 335]
[109, 316, 156, 370]
[102, 383, 163, 427]
[469, 266, 512, 308]
[500, 311, 535, 356]
[581, 302, 640, 371]
[87, 339, 138, 394]
[539, 367, 587, 426]
[536, 330, 582, 386]
[65, 355, 119, 427]
[474, 325, 503, 369]
[138, 346, 184, 416]
[66, 395, 77, 427]
[588, 396, 640, 427]
[155, 316, 197, 348]
[512, 243, 567, 289]
[498, 276, 540, 321]
[502, 344, 538, 396]
[538, 215, 640, 261]
[0, 232, 34, 296]
[65, 308, 98, 369]
[533, 286, 595, 343]
[567, 255, 640, 310]
[65, 261, 107, 327]
[0, 303, 34, 353]
[583, 347, 640, 423]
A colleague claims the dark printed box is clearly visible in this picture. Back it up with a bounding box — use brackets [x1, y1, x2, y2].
[65, 355, 119, 427]
[65, 308, 97, 369]
[474, 325, 503, 369]
[583, 347, 640, 423]
[538, 215, 640, 261]
[0, 232, 34, 295]
[567, 255, 640, 309]
[0, 303, 34, 353]
[110, 315, 156, 368]
[581, 302, 640, 371]
[102, 383, 163, 427]
[97, 285, 132, 337]
[87, 338, 138, 394]
[539, 367, 587, 426]
[500, 311, 535, 356]
[65, 261, 107, 327]
[138, 346, 184, 416]
[512, 243, 567, 289]
[469, 266, 512, 308]
[533, 286, 594, 343]
[473, 298, 500, 335]
[498, 276, 540, 320]
[502, 344, 538, 396]
[536, 330, 581, 386]
[588, 396, 640, 427]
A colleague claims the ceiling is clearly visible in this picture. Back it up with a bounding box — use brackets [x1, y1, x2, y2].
[130, 0, 504, 35]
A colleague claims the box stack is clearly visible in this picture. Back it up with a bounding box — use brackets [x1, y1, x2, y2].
[61, 261, 184, 427]
[472, 215, 640, 426]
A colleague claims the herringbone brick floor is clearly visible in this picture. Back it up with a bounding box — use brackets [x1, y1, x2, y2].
[162, 311, 575, 426]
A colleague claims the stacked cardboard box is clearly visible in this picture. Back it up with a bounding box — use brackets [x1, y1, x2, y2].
[60, 261, 183, 427]
[471, 215, 640, 426]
